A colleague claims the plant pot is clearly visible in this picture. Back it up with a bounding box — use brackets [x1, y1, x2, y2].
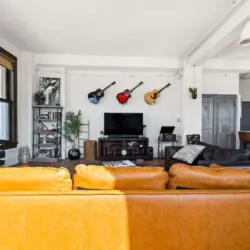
[68, 149, 80, 160]
[192, 93, 197, 99]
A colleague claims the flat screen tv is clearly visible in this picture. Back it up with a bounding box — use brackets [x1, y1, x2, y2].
[104, 113, 143, 136]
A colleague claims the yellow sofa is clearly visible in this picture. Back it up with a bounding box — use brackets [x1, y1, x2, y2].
[1, 189, 250, 249]
[1, 165, 250, 249]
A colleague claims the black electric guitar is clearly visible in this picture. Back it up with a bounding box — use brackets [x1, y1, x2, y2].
[88, 81, 116, 104]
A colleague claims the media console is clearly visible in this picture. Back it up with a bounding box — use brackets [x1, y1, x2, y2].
[98, 137, 152, 161]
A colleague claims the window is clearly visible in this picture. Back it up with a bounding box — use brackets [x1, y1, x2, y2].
[0, 47, 17, 150]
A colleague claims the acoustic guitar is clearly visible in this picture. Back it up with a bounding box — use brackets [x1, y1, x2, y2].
[116, 81, 144, 104]
[144, 83, 171, 105]
[88, 81, 116, 104]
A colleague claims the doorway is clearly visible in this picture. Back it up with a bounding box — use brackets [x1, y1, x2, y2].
[241, 102, 250, 131]
[202, 94, 237, 149]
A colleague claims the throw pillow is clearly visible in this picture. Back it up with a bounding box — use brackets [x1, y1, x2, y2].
[172, 145, 205, 164]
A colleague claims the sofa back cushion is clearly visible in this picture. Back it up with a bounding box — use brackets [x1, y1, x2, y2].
[168, 163, 250, 189]
[213, 148, 250, 161]
[0, 167, 72, 191]
[74, 165, 168, 190]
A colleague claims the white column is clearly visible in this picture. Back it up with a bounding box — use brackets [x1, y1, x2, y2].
[180, 65, 203, 145]
[18, 51, 34, 150]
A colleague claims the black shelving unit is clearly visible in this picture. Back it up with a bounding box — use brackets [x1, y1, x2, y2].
[32, 105, 63, 162]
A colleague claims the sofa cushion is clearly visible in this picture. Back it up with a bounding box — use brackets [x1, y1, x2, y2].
[209, 163, 223, 169]
[172, 145, 205, 164]
[168, 163, 250, 189]
[74, 165, 168, 190]
[198, 142, 220, 161]
[213, 148, 250, 161]
[0, 167, 72, 191]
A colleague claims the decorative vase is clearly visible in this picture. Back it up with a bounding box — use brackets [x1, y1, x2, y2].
[192, 93, 197, 99]
[68, 149, 80, 160]
[18, 146, 31, 164]
[121, 149, 127, 156]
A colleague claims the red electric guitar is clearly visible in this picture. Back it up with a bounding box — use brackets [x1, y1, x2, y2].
[116, 81, 144, 104]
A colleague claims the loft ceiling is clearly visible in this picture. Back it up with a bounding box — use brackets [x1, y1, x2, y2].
[216, 40, 250, 60]
[0, 0, 234, 57]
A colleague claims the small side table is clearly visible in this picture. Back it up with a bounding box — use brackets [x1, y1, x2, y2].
[158, 136, 178, 159]
[239, 131, 250, 149]
[84, 140, 97, 161]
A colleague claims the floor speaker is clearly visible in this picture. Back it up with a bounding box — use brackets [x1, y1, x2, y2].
[148, 146, 154, 160]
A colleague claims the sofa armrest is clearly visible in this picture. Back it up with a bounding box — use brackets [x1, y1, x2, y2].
[164, 146, 183, 172]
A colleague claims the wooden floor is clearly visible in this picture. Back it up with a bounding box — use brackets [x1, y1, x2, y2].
[29, 159, 165, 176]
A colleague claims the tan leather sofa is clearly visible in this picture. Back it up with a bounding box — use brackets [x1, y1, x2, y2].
[1, 165, 250, 249]
[1, 189, 250, 250]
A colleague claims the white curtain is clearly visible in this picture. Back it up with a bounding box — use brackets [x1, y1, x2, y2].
[0, 102, 8, 140]
[0, 66, 8, 140]
[0, 66, 6, 99]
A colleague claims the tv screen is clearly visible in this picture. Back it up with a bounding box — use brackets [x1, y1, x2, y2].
[104, 113, 143, 136]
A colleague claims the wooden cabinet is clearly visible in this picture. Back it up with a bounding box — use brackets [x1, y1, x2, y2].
[84, 140, 97, 161]
[98, 137, 150, 160]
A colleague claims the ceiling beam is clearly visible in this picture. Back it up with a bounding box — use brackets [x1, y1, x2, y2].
[34, 54, 181, 72]
[204, 58, 250, 72]
[187, 0, 250, 66]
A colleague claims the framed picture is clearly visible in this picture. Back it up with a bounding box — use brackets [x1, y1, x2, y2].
[39, 77, 60, 106]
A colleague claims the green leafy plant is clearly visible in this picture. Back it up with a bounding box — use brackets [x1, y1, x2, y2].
[63, 110, 84, 149]
[189, 87, 197, 94]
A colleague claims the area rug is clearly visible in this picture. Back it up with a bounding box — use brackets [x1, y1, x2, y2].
[102, 160, 136, 167]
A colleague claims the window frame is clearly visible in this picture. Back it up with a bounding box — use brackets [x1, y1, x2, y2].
[0, 47, 17, 150]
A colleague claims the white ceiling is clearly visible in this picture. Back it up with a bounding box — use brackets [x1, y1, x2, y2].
[216, 40, 250, 60]
[0, 0, 234, 57]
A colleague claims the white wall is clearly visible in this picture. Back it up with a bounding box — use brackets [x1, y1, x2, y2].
[34, 52, 182, 158]
[65, 70, 181, 155]
[203, 72, 239, 94]
[240, 78, 250, 102]
[18, 52, 34, 150]
[0, 35, 20, 58]
[181, 65, 202, 144]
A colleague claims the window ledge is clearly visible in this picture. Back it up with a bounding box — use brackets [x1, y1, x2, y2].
[0, 141, 18, 150]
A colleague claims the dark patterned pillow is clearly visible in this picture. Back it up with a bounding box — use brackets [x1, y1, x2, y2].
[172, 145, 206, 164]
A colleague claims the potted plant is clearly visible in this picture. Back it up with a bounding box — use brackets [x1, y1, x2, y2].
[63, 110, 84, 160]
[189, 87, 198, 99]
